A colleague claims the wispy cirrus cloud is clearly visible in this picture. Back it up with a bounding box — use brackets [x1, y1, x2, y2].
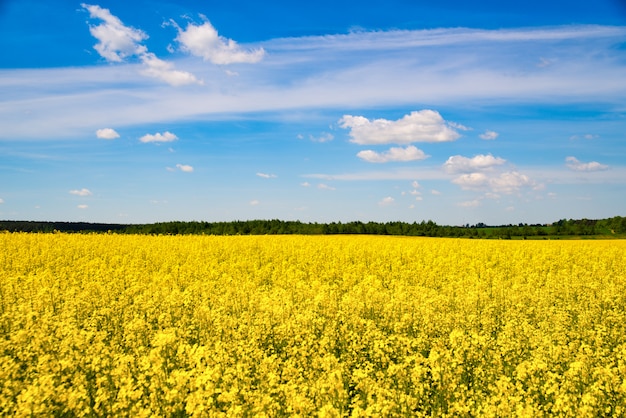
[3, 25, 626, 140]
[479, 130, 498, 140]
[166, 164, 194, 172]
[256, 172, 277, 178]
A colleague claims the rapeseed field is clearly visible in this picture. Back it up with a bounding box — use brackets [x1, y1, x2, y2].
[1, 232, 625, 416]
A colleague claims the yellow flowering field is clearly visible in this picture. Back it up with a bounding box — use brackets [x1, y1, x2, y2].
[1, 232, 626, 417]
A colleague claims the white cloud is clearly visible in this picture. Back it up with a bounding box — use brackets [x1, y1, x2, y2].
[140, 131, 178, 143]
[565, 156, 609, 171]
[96, 128, 120, 139]
[569, 134, 599, 140]
[309, 133, 334, 142]
[256, 172, 277, 179]
[318, 183, 336, 190]
[452, 171, 536, 194]
[69, 188, 92, 196]
[81, 3, 147, 62]
[452, 172, 489, 189]
[173, 18, 265, 65]
[77, 204, 89, 209]
[489, 171, 537, 194]
[0, 198, 4, 204]
[458, 199, 481, 208]
[5, 25, 626, 141]
[249, 199, 260, 206]
[300, 182, 311, 187]
[357, 145, 428, 163]
[443, 154, 506, 173]
[479, 130, 499, 140]
[378, 196, 395, 206]
[139, 53, 201, 86]
[431, 189, 441, 195]
[176, 164, 194, 172]
[82, 3, 200, 86]
[339, 110, 462, 145]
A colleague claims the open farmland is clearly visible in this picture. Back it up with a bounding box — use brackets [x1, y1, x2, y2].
[1, 232, 626, 416]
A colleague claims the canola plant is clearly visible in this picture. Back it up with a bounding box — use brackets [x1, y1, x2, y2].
[1, 232, 625, 416]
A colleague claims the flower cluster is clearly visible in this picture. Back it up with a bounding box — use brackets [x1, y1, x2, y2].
[1, 233, 625, 416]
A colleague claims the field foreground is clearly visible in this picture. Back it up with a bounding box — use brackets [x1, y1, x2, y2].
[1, 233, 626, 416]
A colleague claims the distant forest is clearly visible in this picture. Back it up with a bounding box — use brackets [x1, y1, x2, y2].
[1, 216, 625, 239]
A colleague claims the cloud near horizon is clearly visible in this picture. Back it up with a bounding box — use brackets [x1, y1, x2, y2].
[445, 154, 540, 196]
[452, 171, 537, 195]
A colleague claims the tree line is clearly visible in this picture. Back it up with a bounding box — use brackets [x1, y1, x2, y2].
[1, 216, 625, 238]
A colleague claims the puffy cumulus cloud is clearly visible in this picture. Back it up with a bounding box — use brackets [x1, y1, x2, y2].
[452, 171, 537, 194]
[176, 164, 194, 172]
[256, 172, 277, 179]
[96, 128, 120, 139]
[479, 130, 499, 140]
[489, 171, 537, 194]
[339, 110, 463, 145]
[81, 3, 147, 62]
[357, 145, 428, 163]
[82, 3, 200, 86]
[69, 188, 93, 196]
[443, 154, 506, 173]
[452, 172, 488, 189]
[140, 131, 178, 143]
[77, 204, 89, 209]
[565, 156, 609, 171]
[173, 18, 265, 65]
[378, 196, 395, 206]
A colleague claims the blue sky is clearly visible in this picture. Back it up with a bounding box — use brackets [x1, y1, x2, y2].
[1, 0, 625, 225]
